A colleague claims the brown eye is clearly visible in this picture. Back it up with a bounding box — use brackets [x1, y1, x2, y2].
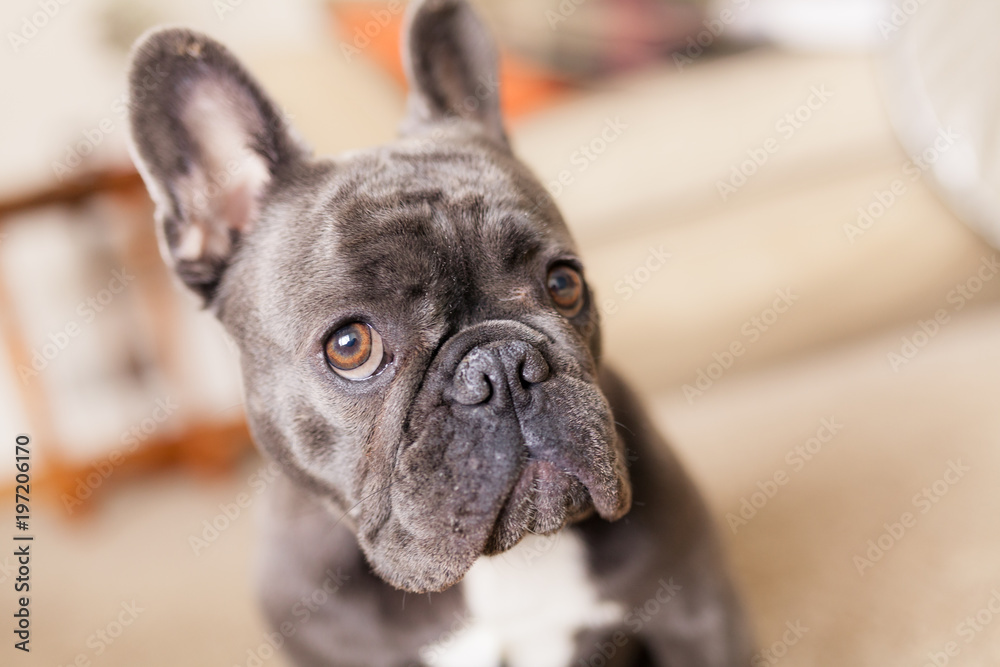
[324, 322, 384, 380]
[547, 265, 584, 317]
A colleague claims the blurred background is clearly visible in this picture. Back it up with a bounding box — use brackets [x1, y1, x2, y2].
[2, 0, 999, 664]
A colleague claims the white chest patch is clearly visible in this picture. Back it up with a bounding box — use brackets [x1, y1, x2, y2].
[421, 530, 623, 667]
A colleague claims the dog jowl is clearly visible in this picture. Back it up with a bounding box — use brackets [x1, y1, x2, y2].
[128, 1, 753, 665]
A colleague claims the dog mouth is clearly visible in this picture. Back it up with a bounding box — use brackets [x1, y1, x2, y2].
[367, 392, 630, 592]
[356, 321, 631, 593]
[481, 459, 595, 555]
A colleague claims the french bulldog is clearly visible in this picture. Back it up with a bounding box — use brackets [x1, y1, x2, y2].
[127, 1, 754, 665]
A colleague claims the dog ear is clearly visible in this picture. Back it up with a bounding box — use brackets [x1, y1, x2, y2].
[127, 27, 307, 303]
[401, 0, 507, 147]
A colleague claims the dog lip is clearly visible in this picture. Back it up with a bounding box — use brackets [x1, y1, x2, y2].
[483, 459, 593, 554]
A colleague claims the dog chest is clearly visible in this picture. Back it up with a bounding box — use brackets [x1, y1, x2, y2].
[421, 530, 623, 667]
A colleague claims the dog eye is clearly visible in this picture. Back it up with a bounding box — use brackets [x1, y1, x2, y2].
[547, 265, 585, 317]
[325, 322, 384, 380]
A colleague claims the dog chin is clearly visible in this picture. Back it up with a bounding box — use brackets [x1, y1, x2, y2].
[482, 460, 595, 555]
[367, 377, 632, 593]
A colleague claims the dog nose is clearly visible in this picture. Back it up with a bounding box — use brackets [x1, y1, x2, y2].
[450, 340, 549, 406]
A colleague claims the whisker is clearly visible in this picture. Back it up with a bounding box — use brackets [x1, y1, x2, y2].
[614, 420, 636, 437]
[331, 479, 397, 530]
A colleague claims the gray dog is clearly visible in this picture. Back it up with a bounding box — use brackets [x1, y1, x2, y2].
[127, 1, 753, 665]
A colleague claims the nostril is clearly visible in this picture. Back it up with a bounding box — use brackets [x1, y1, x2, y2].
[453, 367, 491, 405]
[450, 348, 495, 405]
[518, 348, 549, 385]
[449, 341, 550, 407]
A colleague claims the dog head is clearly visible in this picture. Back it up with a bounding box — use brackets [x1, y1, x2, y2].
[128, 0, 631, 593]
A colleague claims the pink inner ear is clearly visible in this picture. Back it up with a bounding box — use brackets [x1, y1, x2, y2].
[173, 79, 273, 262]
[222, 181, 257, 236]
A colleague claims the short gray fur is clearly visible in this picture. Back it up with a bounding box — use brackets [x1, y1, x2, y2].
[127, 1, 754, 664]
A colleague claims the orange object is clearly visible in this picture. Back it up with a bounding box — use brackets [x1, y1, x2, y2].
[329, 2, 568, 118]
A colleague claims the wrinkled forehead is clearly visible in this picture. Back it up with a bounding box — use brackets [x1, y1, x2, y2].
[352, 136, 564, 227]
[233, 141, 574, 350]
[332, 144, 567, 262]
